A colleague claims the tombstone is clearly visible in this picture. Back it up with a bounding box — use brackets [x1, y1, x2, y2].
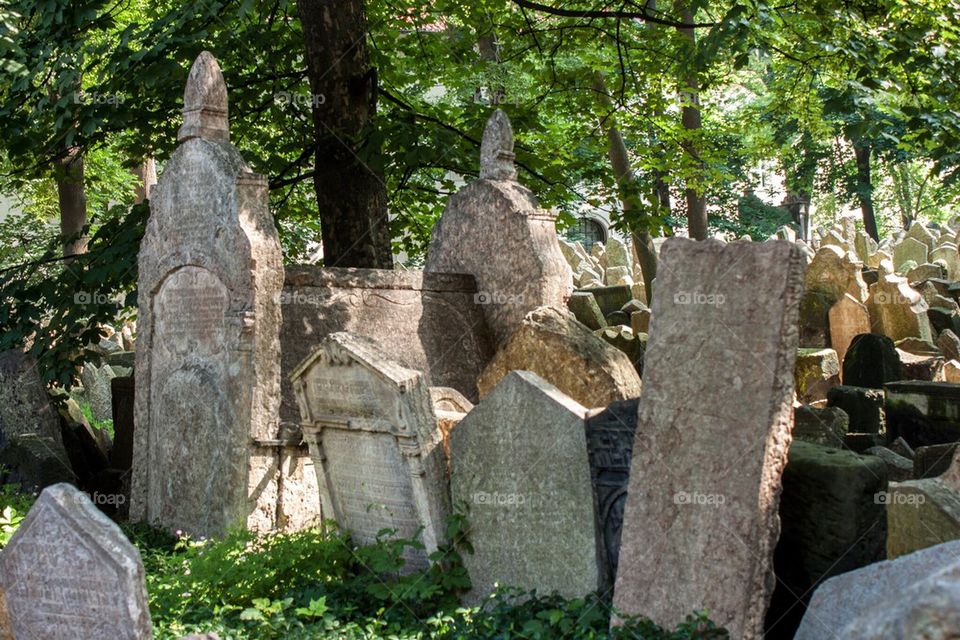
[842, 333, 903, 388]
[796, 540, 960, 640]
[794, 347, 840, 403]
[804, 245, 867, 303]
[450, 370, 598, 603]
[79, 362, 116, 423]
[885, 381, 960, 448]
[826, 385, 884, 434]
[907, 262, 945, 283]
[613, 238, 804, 638]
[477, 306, 642, 409]
[828, 293, 871, 368]
[603, 237, 632, 270]
[893, 237, 929, 272]
[886, 450, 960, 559]
[279, 267, 494, 425]
[867, 274, 932, 342]
[585, 398, 640, 595]
[0, 484, 151, 639]
[906, 221, 938, 250]
[931, 245, 960, 280]
[425, 110, 572, 345]
[290, 332, 449, 569]
[130, 52, 285, 537]
[567, 290, 606, 330]
[854, 231, 878, 264]
[0, 351, 73, 490]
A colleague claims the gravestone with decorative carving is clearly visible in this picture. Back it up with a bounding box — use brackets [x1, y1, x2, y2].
[0, 483, 151, 639]
[290, 332, 449, 570]
[130, 52, 284, 537]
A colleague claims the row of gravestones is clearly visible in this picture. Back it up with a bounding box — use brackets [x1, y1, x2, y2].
[4, 50, 960, 638]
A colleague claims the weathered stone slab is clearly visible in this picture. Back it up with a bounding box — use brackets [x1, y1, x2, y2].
[842, 333, 903, 388]
[131, 52, 284, 537]
[291, 332, 449, 570]
[451, 370, 598, 603]
[828, 293, 871, 367]
[613, 238, 804, 638]
[826, 385, 884, 434]
[425, 110, 572, 345]
[796, 540, 960, 640]
[867, 274, 932, 342]
[792, 405, 848, 447]
[0, 350, 73, 490]
[279, 266, 494, 424]
[893, 236, 929, 271]
[0, 483, 151, 639]
[478, 306, 642, 409]
[585, 398, 639, 595]
[886, 449, 960, 558]
[766, 441, 887, 638]
[885, 381, 960, 447]
[794, 348, 840, 403]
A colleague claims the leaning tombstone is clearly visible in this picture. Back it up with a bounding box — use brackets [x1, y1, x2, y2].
[0, 350, 73, 490]
[828, 293, 871, 368]
[290, 332, 449, 570]
[425, 110, 572, 345]
[130, 52, 285, 537]
[0, 483, 151, 639]
[451, 370, 598, 603]
[613, 238, 804, 638]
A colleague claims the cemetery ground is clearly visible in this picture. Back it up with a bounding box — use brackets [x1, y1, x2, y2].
[5, 3, 960, 638]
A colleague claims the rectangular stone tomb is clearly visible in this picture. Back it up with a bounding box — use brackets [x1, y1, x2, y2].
[613, 238, 805, 638]
[290, 332, 449, 570]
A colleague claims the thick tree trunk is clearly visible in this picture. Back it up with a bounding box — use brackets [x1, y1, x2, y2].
[57, 146, 88, 256]
[853, 142, 879, 240]
[592, 74, 656, 301]
[297, 0, 393, 268]
[677, 4, 707, 240]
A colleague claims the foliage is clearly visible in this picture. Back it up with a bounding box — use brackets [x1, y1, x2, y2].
[76, 398, 115, 440]
[0, 201, 145, 392]
[0, 484, 34, 548]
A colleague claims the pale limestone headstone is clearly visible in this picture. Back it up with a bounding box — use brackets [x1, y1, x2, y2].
[829, 293, 871, 367]
[477, 305, 642, 409]
[867, 274, 932, 342]
[930, 245, 960, 280]
[290, 332, 449, 570]
[906, 221, 938, 250]
[131, 52, 284, 537]
[613, 238, 804, 638]
[450, 370, 598, 603]
[425, 110, 572, 345]
[855, 230, 878, 264]
[804, 245, 867, 303]
[0, 484, 151, 639]
[886, 450, 960, 559]
[893, 237, 929, 272]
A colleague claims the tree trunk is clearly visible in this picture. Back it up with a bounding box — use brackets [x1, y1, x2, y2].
[853, 142, 879, 240]
[297, 0, 393, 268]
[592, 74, 656, 301]
[677, 4, 707, 240]
[57, 146, 88, 256]
[132, 157, 157, 204]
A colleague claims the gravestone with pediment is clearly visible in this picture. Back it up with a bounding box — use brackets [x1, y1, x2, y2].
[0, 483, 151, 639]
[130, 52, 284, 537]
[613, 238, 804, 638]
[290, 332, 449, 570]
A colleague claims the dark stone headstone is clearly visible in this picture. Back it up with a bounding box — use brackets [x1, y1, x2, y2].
[842, 333, 903, 389]
[885, 381, 960, 448]
[582, 284, 632, 318]
[843, 432, 882, 453]
[585, 398, 639, 596]
[567, 291, 606, 330]
[765, 441, 887, 639]
[914, 442, 959, 478]
[826, 385, 884, 434]
[110, 376, 135, 470]
[793, 406, 848, 448]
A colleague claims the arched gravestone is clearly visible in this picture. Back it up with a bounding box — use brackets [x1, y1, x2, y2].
[0, 484, 151, 639]
[130, 52, 284, 538]
[290, 332, 449, 570]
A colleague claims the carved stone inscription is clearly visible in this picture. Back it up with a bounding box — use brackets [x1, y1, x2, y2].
[154, 266, 228, 357]
[0, 484, 151, 639]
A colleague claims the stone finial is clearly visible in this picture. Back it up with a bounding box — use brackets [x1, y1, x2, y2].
[178, 51, 229, 142]
[479, 109, 517, 181]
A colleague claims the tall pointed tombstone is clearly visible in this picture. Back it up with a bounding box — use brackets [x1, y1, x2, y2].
[130, 52, 284, 537]
[425, 110, 572, 345]
[613, 239, 804, 638]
